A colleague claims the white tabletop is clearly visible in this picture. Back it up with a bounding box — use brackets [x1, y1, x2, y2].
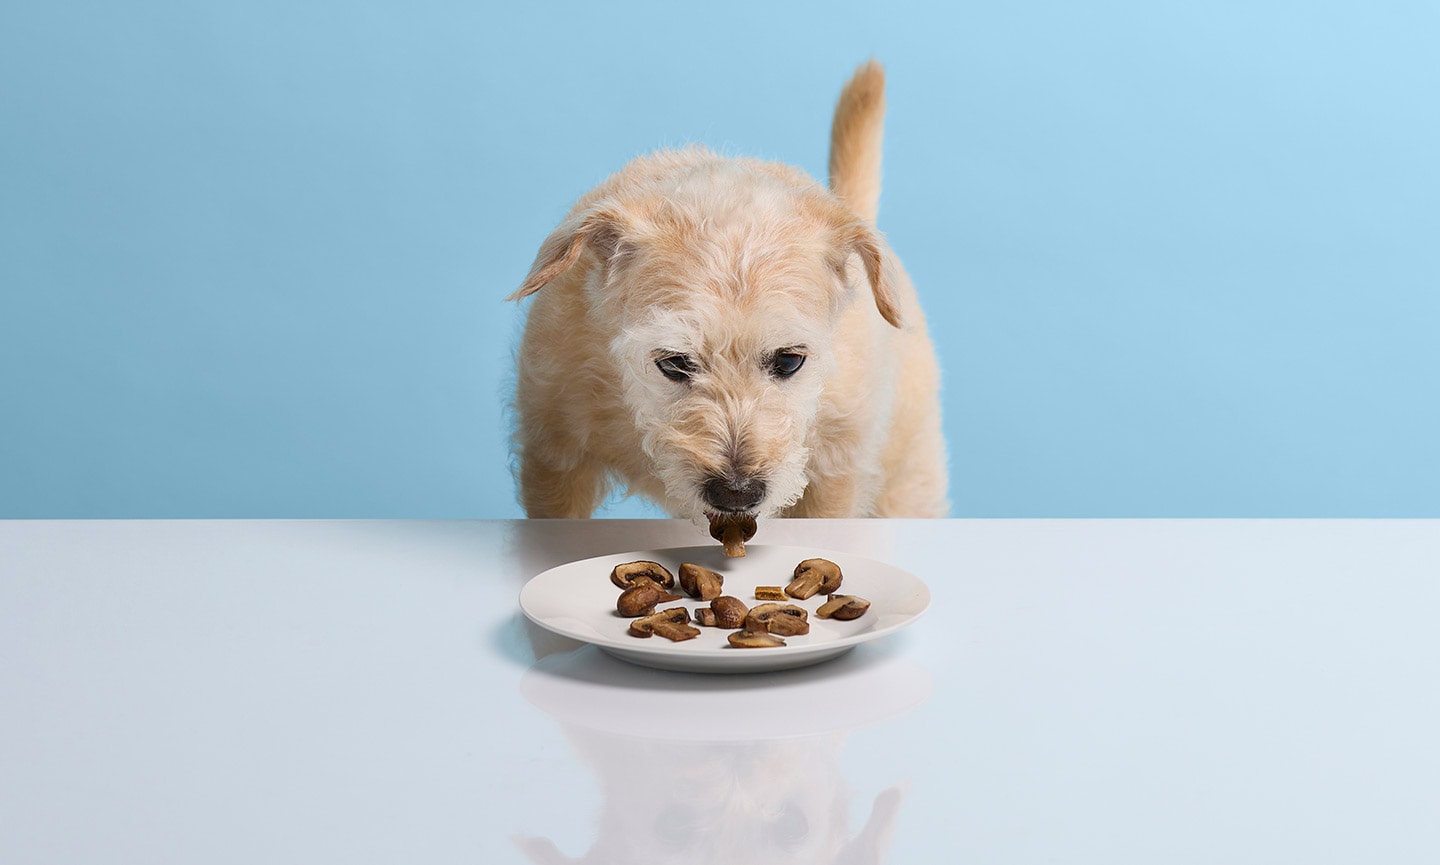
[2, 519, 1436, 863]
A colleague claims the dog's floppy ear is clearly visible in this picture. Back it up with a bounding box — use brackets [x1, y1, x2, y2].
[839, 222, 904, 328]
[506, 208, 624, 301]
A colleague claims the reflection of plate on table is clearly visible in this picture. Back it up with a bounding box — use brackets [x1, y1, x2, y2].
[518, 545, 931, 673]
[521, 644, 932, 740]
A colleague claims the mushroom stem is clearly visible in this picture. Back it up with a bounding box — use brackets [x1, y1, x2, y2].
[728, 629, 786, 648]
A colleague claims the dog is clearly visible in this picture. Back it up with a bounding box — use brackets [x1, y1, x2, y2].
[507, 60, 948, 530]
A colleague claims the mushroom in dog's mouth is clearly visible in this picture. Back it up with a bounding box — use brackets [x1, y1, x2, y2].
[707, 513, 757, 557]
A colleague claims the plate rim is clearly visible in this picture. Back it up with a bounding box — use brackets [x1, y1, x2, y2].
[517, 543, 930, 668]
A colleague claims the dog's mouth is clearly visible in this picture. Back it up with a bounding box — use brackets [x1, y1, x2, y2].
[704, 510, 759, 530]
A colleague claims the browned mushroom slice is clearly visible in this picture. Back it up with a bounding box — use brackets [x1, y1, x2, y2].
[709, 596, 750, 629]
[745, 603, 810, 637]
[708, 514, 757, 558]
[616, 582, 682, 617]
[728, 628, 786, 648]
[694, 608, 718, 627]
[609, 560, 676, 591]
[628, 607, 700, 641]
[816, 594, 871, 621]
[677, 562, 724, 600]
[786, 558, 843, 600]
[753, 585, 787, 601]
[652, 620, 702, 642]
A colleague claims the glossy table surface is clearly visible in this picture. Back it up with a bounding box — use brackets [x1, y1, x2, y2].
[2, 519, 1437, 863]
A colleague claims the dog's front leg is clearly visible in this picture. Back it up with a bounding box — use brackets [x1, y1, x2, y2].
[783, 472, 868, 519]
[517, 452, 606, 518]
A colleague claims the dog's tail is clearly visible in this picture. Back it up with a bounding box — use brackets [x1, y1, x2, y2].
[828, 58, 886, 225]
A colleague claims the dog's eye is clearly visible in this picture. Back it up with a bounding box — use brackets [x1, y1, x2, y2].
[655, 354, 697, 382]
[769, 351, 806, 378]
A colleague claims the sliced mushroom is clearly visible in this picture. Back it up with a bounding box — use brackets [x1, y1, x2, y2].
[609, 560, 676, 591]
[652, 620, 701, 642]
[616, 582, 681, 617]
[786, 558, 843, 600]
[816, 594, 871, 621]
[678, 562, 724, 600]
[753, 585, 787, 601]
[693, 596, 749, 629]
[709, 514, 757, 558]
[728, 628, 786, 648]
[709, 596, 750, 629]
[745, 603, 810, 637]
[628, 607, 700, 641]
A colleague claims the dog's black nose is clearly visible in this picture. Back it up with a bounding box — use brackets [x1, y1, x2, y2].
[703, 475, 766, 513]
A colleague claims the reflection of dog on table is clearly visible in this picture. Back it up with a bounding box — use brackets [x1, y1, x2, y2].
[514, 649, 928, 864]
[508, 59, 949, 539]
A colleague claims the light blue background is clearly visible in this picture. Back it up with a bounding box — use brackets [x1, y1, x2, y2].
[2, 0, 1436, 518]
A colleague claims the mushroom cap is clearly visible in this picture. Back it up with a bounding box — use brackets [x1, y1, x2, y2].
[678, 562, 724, 600]
[708, 514, 757, 543]
[709, 596, 750, 629]
[788, 559, 843, 599]
[610, 560, 676, 590]
[616, 582, 682, 617]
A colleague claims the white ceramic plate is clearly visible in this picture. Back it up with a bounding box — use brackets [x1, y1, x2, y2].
[518, 544, 931, 673]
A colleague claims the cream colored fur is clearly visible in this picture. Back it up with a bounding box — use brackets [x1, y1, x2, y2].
[508, 60, 948, 524]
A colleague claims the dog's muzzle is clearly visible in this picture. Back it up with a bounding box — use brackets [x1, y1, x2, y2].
[702, 475, 766, 513]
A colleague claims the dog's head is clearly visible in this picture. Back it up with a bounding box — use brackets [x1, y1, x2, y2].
[510, 150, 901, 521]
[514, 730, 908, 865]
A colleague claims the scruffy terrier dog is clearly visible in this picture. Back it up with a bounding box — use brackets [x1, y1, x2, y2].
[508, 60, 948, 535]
